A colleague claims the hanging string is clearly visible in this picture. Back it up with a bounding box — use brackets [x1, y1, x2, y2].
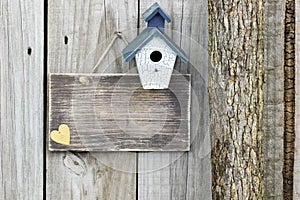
[91, 31, 129, 73]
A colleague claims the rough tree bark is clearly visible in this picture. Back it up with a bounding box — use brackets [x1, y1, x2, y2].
[208, 1, 265, 199]
[283, 0, 295, 199]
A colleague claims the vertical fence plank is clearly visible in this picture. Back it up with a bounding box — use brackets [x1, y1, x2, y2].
[263, 0, 285, 199]
[0, 0, 44, 199]
[294, 0, 300, 198]
[138, 1, 211, 199]
[47, 1, 137, 199]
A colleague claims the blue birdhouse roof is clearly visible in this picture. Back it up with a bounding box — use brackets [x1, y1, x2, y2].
[122, 27, 189, 63]
[142, 2, 171, 23]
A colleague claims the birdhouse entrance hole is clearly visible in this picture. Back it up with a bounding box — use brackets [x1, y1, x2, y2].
[150, 51, 162, 62]
[122, 2, 188, 89]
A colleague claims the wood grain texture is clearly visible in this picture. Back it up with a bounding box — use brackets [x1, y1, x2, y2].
[47, 0, 137, 199]
[263, 0, 285, 199]
[0, 0, 44, 199]
[294, 0, 300, 198]
[48, 74, 190, 151]
[138, 1, 211, 199]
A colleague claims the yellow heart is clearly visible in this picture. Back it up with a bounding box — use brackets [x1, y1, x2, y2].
[50, 124, 70, 145]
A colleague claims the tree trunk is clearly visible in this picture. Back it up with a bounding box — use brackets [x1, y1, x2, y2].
[283, 0, 295, 199]
[208, 1, 265, 199]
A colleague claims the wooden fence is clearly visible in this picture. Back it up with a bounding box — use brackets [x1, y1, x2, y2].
[0, 0, 298, 199]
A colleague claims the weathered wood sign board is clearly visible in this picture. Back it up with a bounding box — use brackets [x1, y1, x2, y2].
[48, 73, 190, 151]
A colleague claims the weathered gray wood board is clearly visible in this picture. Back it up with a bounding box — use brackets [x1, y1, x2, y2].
[48, 74, 190, 151]
[264, 0, 285, 199]
[294, 0, 300, 198]
[0, 0, 44, 199]
[138, 0, 212, 199]
[47, 0, 137, 199]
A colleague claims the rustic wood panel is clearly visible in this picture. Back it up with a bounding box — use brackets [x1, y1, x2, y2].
[47, 0, 137, 199]
[48, 74, 190, 151]
[0, 0, 44, 199]
[138, 0, 211, 199]
[263, 0, 285, 199]
[294, 0, 300, 198]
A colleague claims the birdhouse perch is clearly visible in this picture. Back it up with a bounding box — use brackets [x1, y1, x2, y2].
[122, 2, 189, 89]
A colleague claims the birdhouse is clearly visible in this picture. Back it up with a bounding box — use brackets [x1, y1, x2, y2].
[122, 2, 189, 89]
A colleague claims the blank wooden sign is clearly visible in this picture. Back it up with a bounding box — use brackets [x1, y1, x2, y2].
[48, 73, 190, 151]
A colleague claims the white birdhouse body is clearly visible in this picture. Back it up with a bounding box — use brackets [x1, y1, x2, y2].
[135, 36, 177, 89]
[122, 2, 188, 89]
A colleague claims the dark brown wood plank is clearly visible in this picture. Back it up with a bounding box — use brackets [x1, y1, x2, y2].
[295, 0, 300, 196]
[48, 74, 190, 151]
